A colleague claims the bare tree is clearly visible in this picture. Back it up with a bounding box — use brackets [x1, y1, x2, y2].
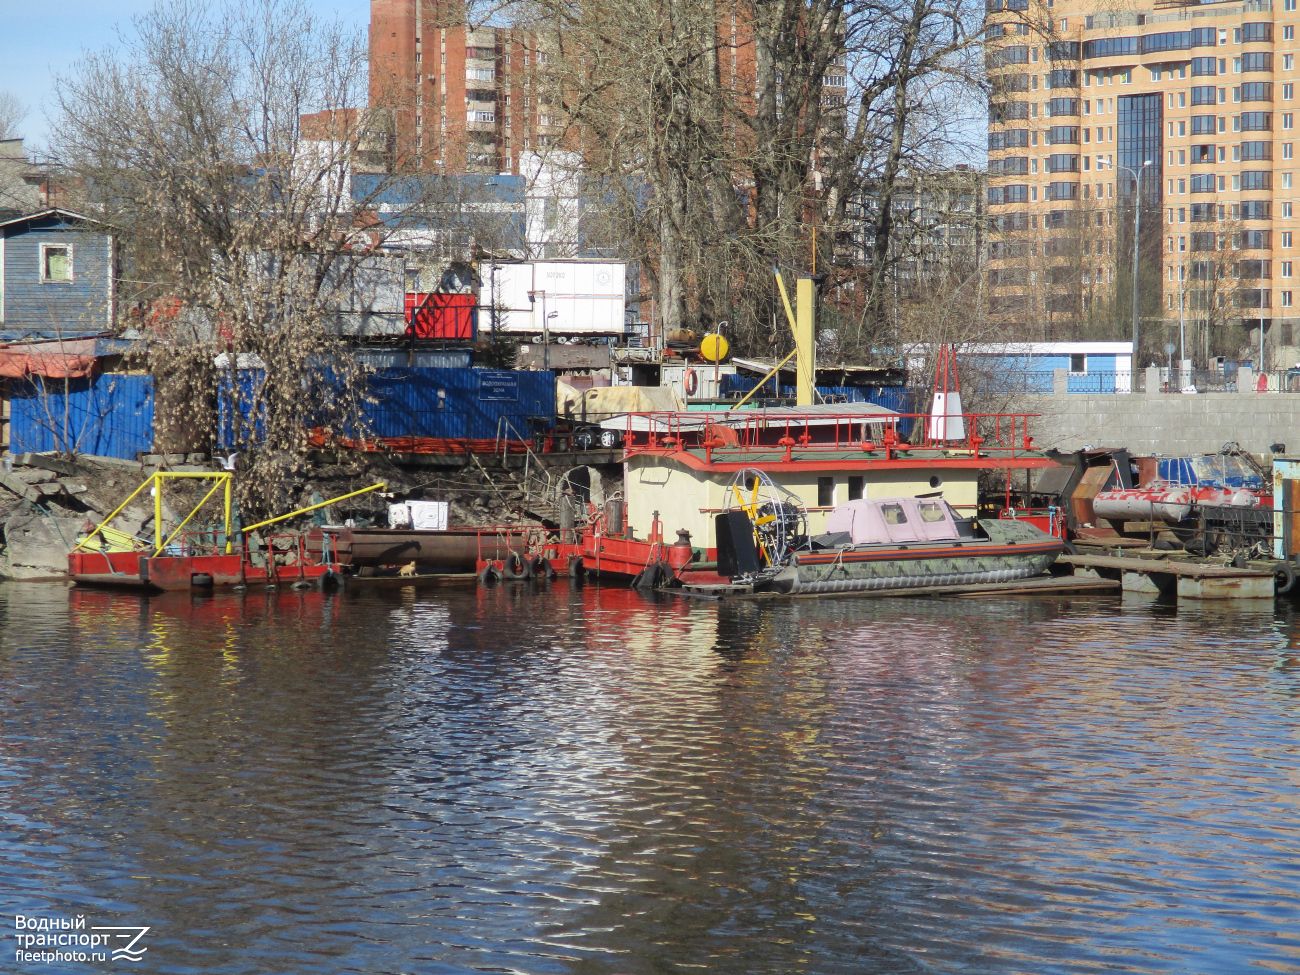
[49, 0, 476, 515]
[0, 92, 26, 140]
[508, 0, 986, 359]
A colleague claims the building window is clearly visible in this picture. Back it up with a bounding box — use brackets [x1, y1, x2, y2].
[1287, 203, 1295, 218]
[1288, 26, 1297, 41]
[1069, 353, 1087, 374]
[1287, 55, 1296, 72]
[40, 244, 72, 282]
[1284, 261, 1294, 277]
[1285, 291, 1295, 308]
[817, 477, 835, 507]
[1287, 84, 1296, 101]
[467, 67, 495, 82]
[848, 476, 864, 501]
[1286, 232, 1295, 247]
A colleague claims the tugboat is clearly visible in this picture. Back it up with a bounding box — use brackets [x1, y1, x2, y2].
[713, 469, 1065, 596]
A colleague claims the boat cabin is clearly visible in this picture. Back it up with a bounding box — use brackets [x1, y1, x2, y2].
[606, 405, 1056, 552]
[823, 496, 979, 546]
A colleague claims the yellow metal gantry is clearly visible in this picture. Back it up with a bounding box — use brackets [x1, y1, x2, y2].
[74, 473, 387, 557]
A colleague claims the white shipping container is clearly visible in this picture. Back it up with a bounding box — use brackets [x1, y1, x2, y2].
[387, 501, 449, 530]
[484, 261, 626, 335]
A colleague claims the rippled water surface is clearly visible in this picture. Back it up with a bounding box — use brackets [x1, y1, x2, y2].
[4, 581, 1300, 973]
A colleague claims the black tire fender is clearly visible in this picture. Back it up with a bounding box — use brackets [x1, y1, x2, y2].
[531, 556, 556, 580]
[568, 556, 585, 580]
[1275, 560, 1296, 595]
[478, 564, 502, 586]
[503, 552, 531, 580]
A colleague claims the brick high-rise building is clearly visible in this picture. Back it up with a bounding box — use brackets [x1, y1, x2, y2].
[369, 0, 559, 175]
[986, 0, 1300, 366]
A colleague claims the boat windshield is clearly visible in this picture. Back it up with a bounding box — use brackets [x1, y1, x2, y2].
[881, 504, 908, 525]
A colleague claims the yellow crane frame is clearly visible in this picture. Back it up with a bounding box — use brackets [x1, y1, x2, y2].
[73, 473, 386, 556]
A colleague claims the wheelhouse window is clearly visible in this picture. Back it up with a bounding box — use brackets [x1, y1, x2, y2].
[40, 244, 72, 282]
[847, 475, 864, 501]
[817, 477, 835, 507]
[918, 502, 946, 523]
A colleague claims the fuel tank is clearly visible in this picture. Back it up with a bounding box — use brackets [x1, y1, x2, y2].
[320, 528, 527, 570]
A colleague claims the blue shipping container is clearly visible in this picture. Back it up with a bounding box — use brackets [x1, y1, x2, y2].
[10, 373, 154, 460]
[365, 368, 555, 442]
[219, 367, 556, 447]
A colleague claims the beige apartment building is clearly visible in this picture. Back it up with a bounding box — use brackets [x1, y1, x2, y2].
[987, 0, 1300, 367]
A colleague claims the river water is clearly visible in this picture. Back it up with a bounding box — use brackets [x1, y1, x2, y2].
[4, 581, 1300, 973]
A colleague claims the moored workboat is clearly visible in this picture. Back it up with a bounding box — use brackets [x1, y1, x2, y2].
[712, 487, 1065, 597]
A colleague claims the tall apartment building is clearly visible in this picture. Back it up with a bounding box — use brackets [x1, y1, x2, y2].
[369, 0, 561, 175]
[986, 0, 1300, 366]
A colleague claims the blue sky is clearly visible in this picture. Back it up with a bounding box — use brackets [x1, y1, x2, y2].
[0, 0, 372, 149]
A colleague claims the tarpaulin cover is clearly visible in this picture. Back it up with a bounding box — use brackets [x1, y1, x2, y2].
[556, 383, 683, 420]
[1158, 455, 1265, 491]
[0, 350, 98, 378]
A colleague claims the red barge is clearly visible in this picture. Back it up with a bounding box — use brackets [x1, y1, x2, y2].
[69, 472, 383, 592]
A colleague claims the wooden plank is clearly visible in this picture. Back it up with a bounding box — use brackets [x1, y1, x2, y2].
[1073, 536, 1150, 549]
[1058, 553, 1272, 578]
[1071, 465, 1113, 527]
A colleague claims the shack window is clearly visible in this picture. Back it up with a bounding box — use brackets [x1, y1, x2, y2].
[1069, 353, 1087, 374]
[817, 477, 834, 507]
[918, 502, 946, 523]
[848, 475, 864, 500]
[41, 244, 72, 282]
[881, 503, 908, 525]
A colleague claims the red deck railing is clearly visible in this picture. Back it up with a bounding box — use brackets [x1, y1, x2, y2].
[614, 410, 1041, 462]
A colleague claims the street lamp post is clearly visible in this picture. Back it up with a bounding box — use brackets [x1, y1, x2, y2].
[490, 264, 501, 340]
[546, 311, 558, 372]
[1107, 158, 1155, 361]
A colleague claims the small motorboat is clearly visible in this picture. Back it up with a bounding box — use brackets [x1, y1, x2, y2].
[715, 485, 1065, 596]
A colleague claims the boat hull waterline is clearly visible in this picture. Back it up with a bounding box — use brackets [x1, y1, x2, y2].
[776, 543, 1062, 594]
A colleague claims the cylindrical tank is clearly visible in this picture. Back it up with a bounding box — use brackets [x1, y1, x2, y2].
[324, 528, 525, 570]
[1093, 487, 1192, 523]
[604, 498, 625, 534]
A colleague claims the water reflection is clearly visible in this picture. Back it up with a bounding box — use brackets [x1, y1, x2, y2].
[2, 583, 1300, 972]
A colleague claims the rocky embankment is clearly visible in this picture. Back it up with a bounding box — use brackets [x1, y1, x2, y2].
[0, 451, 609, 581]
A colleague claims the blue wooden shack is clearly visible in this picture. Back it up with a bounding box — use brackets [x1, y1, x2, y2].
[0, 208, 116, 340]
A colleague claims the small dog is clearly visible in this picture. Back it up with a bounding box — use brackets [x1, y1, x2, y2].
[398, 561, 418, 577]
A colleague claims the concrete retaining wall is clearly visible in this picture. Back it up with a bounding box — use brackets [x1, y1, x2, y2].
[1016, 389, 1300, 456]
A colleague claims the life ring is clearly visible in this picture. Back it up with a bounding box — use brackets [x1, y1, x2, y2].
[1274, 560, 1296, 595]
[684, 368, 698, 396]
[503, 551, 531, 580]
